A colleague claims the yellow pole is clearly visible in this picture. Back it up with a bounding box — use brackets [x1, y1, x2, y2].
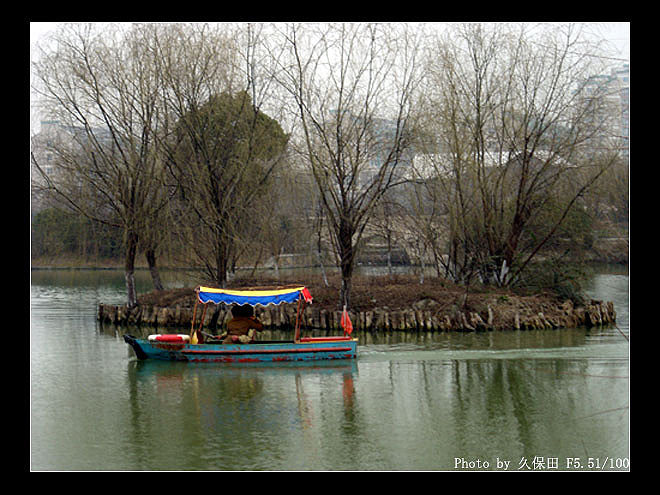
[190, 300, 198, 339]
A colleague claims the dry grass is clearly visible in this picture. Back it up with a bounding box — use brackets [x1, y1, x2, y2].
[137, 272, 522, 314]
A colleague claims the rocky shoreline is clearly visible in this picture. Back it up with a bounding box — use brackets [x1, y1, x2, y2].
[98, 296, 616, 333]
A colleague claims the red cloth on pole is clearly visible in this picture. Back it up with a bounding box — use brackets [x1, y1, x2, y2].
[341, 307, 353, 335]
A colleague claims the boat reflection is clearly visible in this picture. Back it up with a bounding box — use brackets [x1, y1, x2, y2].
[125, 357, 358, 469]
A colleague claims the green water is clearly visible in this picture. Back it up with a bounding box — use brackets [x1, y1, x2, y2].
[30, 268, 629, 471]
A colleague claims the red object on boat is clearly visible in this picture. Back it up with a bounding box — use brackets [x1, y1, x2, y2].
[301, 287, 313, 303]
[340, 308, 353, 336]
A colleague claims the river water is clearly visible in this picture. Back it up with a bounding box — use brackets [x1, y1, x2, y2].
[29, 267, 629, 471]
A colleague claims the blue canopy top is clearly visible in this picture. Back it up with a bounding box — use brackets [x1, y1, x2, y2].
[196, 286, 313, 307]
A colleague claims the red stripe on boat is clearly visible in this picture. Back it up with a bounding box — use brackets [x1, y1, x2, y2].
[149, 334, 190, 343]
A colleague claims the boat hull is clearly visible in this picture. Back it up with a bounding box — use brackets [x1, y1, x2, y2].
[124, 335, 358, 363]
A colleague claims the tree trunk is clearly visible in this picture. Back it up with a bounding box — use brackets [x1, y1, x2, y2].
[215, 231, 229, 287]
[340, 272, 352, 311]
[339, 222, 354, 309]
[125, 231, 139, 308]
[216, 255, 228, 288]
[145, 248, 164, 291]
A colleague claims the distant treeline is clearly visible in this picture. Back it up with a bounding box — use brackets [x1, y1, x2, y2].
[31, 208, 122, 260]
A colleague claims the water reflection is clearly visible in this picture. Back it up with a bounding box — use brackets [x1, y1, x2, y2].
[353, 355, 627, 470]
[124, 359, 357, 470]
[361, 327, 593, 349]
[105, 314, 628, 470]
[31, 268, 629, 471]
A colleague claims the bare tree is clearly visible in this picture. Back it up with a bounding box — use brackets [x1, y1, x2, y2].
[273, 22, 424, 308]
[153, 23, 289, 287]
[419, 23, 619, 287]
[31, 23, 171, 307]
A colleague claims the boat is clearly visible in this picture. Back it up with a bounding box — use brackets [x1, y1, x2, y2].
[123, 285, 358, 363]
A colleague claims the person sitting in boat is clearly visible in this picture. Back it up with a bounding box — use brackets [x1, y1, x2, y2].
[222, 304, 264, 344]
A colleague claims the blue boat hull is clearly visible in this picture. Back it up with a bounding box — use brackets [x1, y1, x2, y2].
[124, 335, 358, 363]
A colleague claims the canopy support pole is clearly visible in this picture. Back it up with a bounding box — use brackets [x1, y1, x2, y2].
[194, 304, 208, 344]
[190, 300, 199, 339]
[294, 297, 305, 343]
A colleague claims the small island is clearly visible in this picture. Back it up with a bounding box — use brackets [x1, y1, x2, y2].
[98, 273, 616, 333]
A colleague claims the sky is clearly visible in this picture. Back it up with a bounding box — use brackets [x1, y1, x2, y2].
[590, 21, 630, 60]
[29, 21, 631, 59]
[30, 22, 629, 133]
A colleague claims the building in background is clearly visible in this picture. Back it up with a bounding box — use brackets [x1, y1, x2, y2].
[582, 63, 629, 158]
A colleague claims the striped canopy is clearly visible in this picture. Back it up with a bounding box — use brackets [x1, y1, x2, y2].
[196, 286, 313, 307]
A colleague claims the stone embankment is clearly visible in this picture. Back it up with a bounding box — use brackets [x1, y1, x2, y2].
[98, 298, 615, 332]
